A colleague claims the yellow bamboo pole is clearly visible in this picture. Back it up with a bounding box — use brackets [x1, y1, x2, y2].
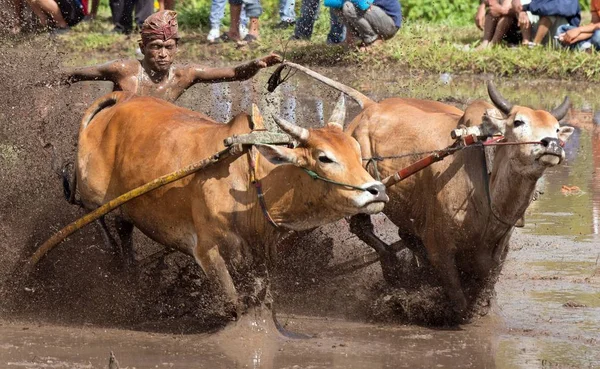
[30, 146, 240, 267]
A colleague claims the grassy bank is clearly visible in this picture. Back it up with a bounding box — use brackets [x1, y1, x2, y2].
[20, 3, 600, 81]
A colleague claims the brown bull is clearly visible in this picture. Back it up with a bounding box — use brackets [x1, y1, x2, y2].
[347, 83, 573, 321]
[273, 65, 574, 321]
[62, 91, 388, 331]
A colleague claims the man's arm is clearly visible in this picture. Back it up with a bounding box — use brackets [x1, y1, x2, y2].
[560, 23, 600, 44]
[190, 54, 282, 84]
[475, 2, 486, 30]
[54, 60, 124, 86]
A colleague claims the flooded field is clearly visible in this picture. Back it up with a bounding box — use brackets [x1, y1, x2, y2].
[1, 56, 599, 368]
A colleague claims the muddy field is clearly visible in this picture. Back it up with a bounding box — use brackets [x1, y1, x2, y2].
[1, 38, 599, 368]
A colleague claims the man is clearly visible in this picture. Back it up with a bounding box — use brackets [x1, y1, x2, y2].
[57, 10, 281, 103]
[557, 0, 600, 51]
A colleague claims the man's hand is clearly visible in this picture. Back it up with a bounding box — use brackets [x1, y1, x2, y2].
[561, 28, 581, 45]
[518, 11, 530, 28]
[475, 4, 486, 30]
[255, 53, 283, 69]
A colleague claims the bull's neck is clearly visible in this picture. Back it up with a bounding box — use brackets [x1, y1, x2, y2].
[488, 148, 539, 230]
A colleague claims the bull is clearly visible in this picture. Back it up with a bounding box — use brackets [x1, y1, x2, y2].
[271, 65, 574, 322]
[42, 91, 388, 332]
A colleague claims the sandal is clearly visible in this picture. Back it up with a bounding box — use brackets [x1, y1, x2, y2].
[242, 34, 258, 44]
[220, 33, 237, 43]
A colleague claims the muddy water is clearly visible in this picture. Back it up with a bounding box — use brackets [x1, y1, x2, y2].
[2, 67, 600, 368]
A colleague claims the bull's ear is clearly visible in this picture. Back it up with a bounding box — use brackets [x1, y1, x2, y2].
[558, 126, 574, 143]
[255, 144, 299, 166]
[483, 108, 507, 135]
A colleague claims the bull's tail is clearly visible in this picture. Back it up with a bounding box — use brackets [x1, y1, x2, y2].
[80, 91, 133, 131]
[275, 62, 376, 109]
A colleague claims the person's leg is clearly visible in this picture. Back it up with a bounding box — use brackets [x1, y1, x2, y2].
[27, 0, 69, 28]
[340, 1, 377, 45]
[479, 13, 499, 49]
[109, 0, 121, 25]
[25, 0, 50, 27]
[590, 29, 600, 51]
[209, 0, 226, 30]
[362, 5, 397, 41]
[490, 15, 514, 44]
[278, 0, 295, 23]
[226, 0, 242, 40]
[532, 16, 552, 45]
[242, 0, 261, 39]
[328, 7, 346, 43]
[134, 0, 153, 29]
[89, 0, 99, 18]
[292, 0, 319, 39]
[114, 0, 134, 33]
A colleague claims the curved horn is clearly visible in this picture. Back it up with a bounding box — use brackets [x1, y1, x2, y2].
[272, 115, 310, 142]
[487, 81, 513, 115]
[550, 96, 570, 121]
[328, 93, 346, 124]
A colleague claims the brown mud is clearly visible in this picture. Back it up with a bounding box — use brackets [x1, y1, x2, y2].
[1, 38, 599, 368]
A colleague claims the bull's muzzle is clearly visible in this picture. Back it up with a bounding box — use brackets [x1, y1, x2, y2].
[363, 182, 389, 203]
[537, 137, 565, 164]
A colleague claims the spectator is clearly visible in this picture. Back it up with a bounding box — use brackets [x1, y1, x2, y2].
[25, 0, 71, 33]
[477, 0, 578, 49]
[520, 0, 580, 47]
[327, 0, 402, 50]
[291, 0, 345, 44]
[477, 0, 534, 49]
[110, 0, 153, 34]
[557, 0, 600, 51]
[206, 0, 248, 43]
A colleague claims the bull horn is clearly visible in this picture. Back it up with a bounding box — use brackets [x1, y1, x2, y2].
[550, 96, 570, 121]
[272, 115, 310, 142]
[487, 81, 513, 115]
[328, 93, 346, 125]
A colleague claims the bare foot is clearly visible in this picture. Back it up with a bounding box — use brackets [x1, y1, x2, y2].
[475, 40, 490, 51]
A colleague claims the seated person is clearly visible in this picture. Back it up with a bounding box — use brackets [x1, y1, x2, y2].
[49, 11, 281, 103]
[556, 0, 600, 51]
[477, 0, 534, 49]
[326, 0, 402, 51]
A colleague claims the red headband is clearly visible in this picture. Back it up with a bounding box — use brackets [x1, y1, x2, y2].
[140, 10, 180, 42]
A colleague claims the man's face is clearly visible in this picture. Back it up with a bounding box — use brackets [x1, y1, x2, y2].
[141, 38, 177, 73]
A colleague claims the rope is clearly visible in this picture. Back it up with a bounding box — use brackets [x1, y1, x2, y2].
[302, 168, 368, 191]
[248, 147, 279, 228]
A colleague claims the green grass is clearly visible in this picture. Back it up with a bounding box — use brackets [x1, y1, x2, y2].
[48, 0, 600, 81]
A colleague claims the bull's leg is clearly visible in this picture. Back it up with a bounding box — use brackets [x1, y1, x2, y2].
[115, 217, 135, 266]
[349, 214, 397, 256]
[194, 246, 239, 318]
[428, 249, 468, 320]
[96, 216, 119, 253]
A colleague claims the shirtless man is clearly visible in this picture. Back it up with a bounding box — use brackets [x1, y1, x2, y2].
[55, 10, 281, 103]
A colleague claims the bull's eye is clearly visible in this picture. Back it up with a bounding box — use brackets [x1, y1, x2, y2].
[318, 155, 335, 164]
[513, 119, 525, 128]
